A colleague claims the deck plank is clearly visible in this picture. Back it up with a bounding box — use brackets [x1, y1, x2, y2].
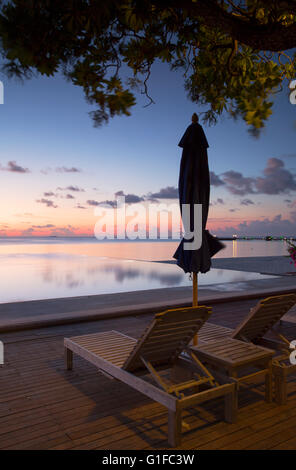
[0, 296, 296, 449]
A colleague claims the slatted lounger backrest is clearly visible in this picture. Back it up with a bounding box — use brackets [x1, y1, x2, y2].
[232, 293, 296, 343]
[123, 305, 212, 372]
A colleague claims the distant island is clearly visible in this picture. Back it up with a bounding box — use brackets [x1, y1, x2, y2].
[219, 235, 296, 241]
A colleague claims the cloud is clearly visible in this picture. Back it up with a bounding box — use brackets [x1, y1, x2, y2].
[86, 188, 177, 208]
[240, 199, 255, 206]
[0, 160, 30, 173]
[32, 224, 55, 229]
[115, 190, 144, 204]
[88, 190, 145, 208]
[210, 171, 225, 187]
[76, 204, 87, 209]
[229, 208, 239, 212]
[87, 199, 117, 208]
[88, 199, 117, 208]
[222, 170, 255, 196]
[211, 198, 225, 206]
[286, 200, 296, 208]
[86, 199, 101, 207]
[55, 167, 81, 173]
[254, 158, 296, 194]
[41, 166, 82, 174]
[57, 185, 85, 192]
[41, 167, 51, 175]
[44, 191, 76, 199]
[48, 225, 78, 236]
[146, 196, 160, 203]
[125, 194, 144, 203]
[221, 158, 296, 196]
[148, 186, 178, 199]
[36, 198, 58, 208]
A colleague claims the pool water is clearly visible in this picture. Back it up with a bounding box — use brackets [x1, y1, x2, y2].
[0, 253, 276, 303]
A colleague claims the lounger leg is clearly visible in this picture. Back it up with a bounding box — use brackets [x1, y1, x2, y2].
[224, 388, 237, 423]
[274, 367, 287, 405]
[168, 409, 182, 447]
[275, 375, 287, 405]
[231, 371, 238, 415]
[65, 348, 73, 370]
[265, 361, 273, 403]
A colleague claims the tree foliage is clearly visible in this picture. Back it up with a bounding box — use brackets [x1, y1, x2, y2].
[0, 0, 296, 135]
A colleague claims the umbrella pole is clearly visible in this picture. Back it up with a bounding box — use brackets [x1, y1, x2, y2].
[192, 272, 198, 306]
[192, 272, 198, 345]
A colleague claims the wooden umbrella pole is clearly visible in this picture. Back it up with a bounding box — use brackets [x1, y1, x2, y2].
[192, 272, 198, 345]
[192, 272, 198, 306]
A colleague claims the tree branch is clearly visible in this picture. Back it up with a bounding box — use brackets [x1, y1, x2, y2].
[167, 0, 296, 51]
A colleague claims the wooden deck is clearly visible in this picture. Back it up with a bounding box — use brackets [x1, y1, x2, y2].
[1, 297, 296, 450]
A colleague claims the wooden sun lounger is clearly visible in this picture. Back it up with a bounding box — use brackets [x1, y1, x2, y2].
[64, 306, 236, 447]
[197, 293, 296, 404]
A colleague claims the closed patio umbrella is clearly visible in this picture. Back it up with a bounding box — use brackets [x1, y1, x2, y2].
[173, 113, 225, 333]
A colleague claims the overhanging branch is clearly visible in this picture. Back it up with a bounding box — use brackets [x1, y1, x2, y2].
[166, 0, 296, 51]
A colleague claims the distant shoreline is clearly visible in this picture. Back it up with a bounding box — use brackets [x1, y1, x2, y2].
[0, 236, 295, 242]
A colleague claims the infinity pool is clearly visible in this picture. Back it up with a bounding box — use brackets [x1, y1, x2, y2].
[0, 253, 276, 303]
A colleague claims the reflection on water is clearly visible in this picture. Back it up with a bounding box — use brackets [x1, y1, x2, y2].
[36, 257, 187, 291]
[0, 251, 275, 303]
[97, 264, 184, 286]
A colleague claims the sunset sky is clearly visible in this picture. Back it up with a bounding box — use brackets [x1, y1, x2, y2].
[0, 60, 296, 238]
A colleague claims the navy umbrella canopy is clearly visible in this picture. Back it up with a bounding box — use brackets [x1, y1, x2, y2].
[173, 113, 225, 303]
